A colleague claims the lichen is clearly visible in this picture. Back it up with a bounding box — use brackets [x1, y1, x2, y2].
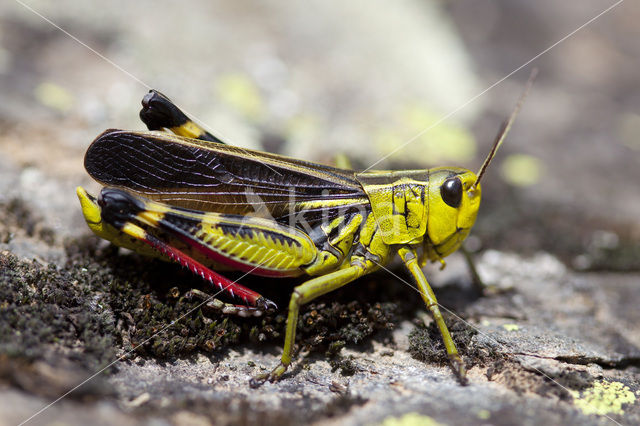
[380, 412, 445, 426]
[570, 379, 636, 416]
[502, 324, 519, 331]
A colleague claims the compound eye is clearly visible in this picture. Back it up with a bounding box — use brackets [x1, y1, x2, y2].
[441, 177, 463, 208]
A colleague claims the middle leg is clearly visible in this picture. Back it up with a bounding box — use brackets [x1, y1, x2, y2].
[254, 261, 374, 383]
[398, 246, 467, 383]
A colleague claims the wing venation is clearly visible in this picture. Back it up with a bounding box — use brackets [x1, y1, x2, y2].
[85, 130, 367, 220]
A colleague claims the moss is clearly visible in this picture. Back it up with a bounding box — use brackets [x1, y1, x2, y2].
[0, 251, 116, 370]
[297, 299, 399, 352]
[408, 315, 478, 369]
[61, 238, 417, 365]
[329, 355, 358, 376]
[2, 219, 433, 384]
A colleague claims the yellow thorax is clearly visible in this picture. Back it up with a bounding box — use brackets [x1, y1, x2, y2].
[356, 170, 429, 244]
[356, 167, 481, 255]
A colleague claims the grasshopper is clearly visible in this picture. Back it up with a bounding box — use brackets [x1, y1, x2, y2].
[77, 76, 533, 383]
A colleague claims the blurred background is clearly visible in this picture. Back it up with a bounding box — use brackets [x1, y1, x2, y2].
[1, 0, 638, 273]
[1, 1, 639, 424]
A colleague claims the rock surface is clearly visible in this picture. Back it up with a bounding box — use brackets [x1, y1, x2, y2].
[1, 1, 639, 425]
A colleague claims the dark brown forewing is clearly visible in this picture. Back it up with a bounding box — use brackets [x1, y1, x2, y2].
[84, 130, 366, 218]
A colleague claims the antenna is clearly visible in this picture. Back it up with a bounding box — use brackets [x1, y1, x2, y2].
[473, 68, 538, 189]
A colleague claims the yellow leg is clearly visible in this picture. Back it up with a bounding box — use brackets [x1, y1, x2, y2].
[398, 247, 466, 382]
[253, 262, 370, 383]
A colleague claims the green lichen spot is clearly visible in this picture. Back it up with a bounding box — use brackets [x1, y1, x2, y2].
[34, 82, 74, 112]
[476, 409, 491, 420]
[380, 412, 445, 426]
[374, 104, 475, 165]
[502, 324, 519, 331]
[500, 154, 542, 187]
[216, 74, 265, 120]
[570, 379, 636, 416]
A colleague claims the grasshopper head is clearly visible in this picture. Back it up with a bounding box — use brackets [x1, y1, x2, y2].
[423, 167, 481, 261]
[423, 69, 536, 262]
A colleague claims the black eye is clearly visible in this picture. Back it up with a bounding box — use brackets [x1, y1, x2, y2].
[441, 177, 463, 208]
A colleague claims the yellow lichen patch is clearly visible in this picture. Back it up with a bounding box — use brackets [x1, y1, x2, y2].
[500, 154, 542, 187]
[502, 324, 519, 331]
[215, 74, 265, 121]
[285, 113, 321, 140]
[476, 409, 491, 420]
[374, 104, 475, 165]
[332, 152, 352, 169]
[380, 412, 445, 426]
[570, 379, 636, 416]
[34, 82, 74, 112]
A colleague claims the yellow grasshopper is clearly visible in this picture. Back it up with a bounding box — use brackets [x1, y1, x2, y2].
[77, 75, 533, 383]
